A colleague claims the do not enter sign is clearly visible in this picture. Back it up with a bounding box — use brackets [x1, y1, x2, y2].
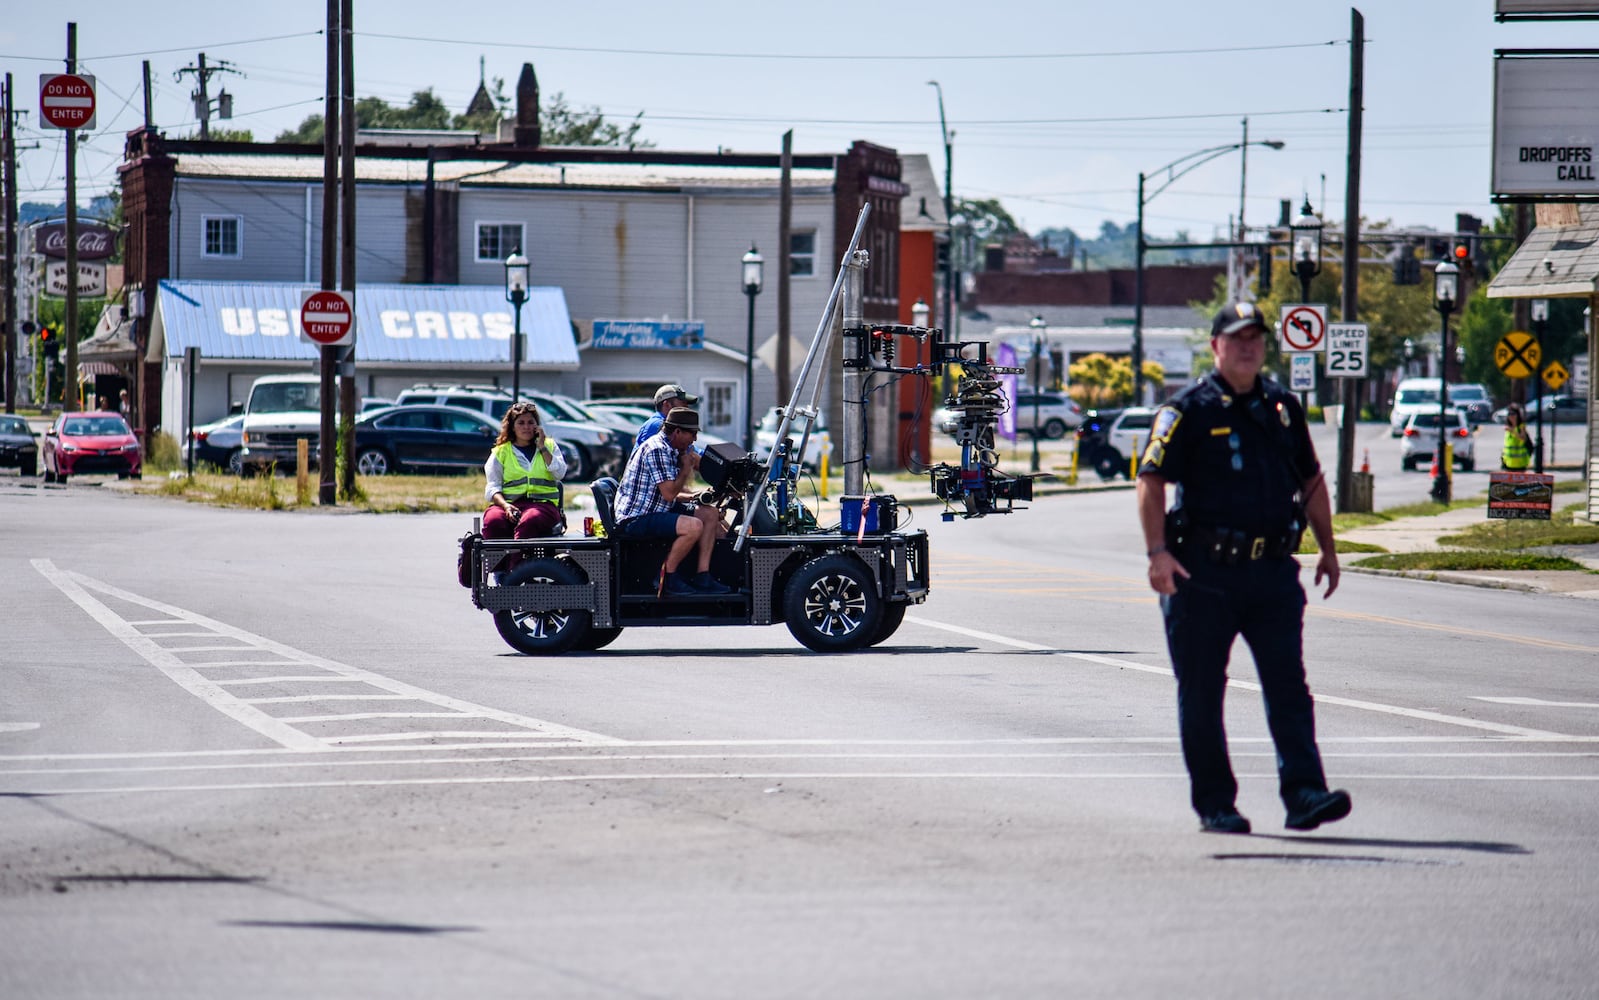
[39, 74, 96, 130]
[300, 290, 355, 347]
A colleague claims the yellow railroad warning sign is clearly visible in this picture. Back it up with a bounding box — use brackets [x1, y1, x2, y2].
[1543, 360, 1570, 391]
[1495, 330, 1542, 378]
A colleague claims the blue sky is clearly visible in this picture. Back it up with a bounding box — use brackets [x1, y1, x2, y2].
[0, 2, 1584, 241]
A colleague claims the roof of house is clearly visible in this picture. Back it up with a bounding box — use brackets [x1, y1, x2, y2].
[1487, 203, 1599, 299]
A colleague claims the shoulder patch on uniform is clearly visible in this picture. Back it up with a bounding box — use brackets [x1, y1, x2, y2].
[1151, 406, 1182, 444]
[1277, 401, 1290, 427]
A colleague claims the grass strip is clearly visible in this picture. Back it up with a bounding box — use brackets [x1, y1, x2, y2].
[1352, 551, 1595, 573]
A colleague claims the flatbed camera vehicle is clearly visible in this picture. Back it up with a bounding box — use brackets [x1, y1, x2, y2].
[461, 204, 1029, 655]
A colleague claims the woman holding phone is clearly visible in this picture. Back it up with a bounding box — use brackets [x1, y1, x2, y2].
[483, 401, 567, 575]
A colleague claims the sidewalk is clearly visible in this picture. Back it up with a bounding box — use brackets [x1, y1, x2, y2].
[1339, 504, 1599, 599]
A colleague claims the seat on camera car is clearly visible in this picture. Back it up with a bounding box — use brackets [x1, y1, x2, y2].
[590, 477, 620, 535]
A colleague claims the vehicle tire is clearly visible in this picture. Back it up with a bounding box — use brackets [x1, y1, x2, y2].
[564, 443, 592, 481]
[868, 601, 908, 647]
[1093, 448, 1124, 482]
[227, 449, 244, 476]
[356, 447, 394, 476]
[1461, 458, 1475, 472]
[575, 626, 624, 651]
[1401, 456, 1415, 471]
[782, 553, 883, 653]
[117, 471, 129, 480]
[56, 472, 68, 485]
[21, 459, 35, 477]
[43, 467, 56, 484]
[1042, 418, 1067, 440]
[493, 558, 592, 655]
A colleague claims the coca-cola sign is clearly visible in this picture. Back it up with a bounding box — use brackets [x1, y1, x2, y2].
[37, 221, 116, 261]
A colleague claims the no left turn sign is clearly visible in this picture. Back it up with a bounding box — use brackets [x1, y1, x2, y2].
[1278, 303, 1327, 353]
[300, 290, 355, 347]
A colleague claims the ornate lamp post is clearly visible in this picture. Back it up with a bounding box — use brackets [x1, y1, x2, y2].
[741, 244, 764, 452]
[1028, 314, 1046, 473]
[1290, 199, 1323, 304]
[1431, 259, 1459, 503]
[504, 250, 530, 400]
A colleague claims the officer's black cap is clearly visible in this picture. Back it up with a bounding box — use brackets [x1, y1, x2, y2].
[1211, 300, 1269, 338]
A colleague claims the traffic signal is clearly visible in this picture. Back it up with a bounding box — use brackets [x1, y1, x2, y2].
[1453, 240, 1473, 276]
[38, 325, 59, 359]
[1257, 244, 1273, 296]
[1391, 244, 1422, 285]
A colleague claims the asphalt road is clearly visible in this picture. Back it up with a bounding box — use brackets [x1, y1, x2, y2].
[3, 477, 1598, 998]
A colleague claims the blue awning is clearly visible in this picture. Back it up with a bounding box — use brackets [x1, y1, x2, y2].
[154, 280, 578, 367]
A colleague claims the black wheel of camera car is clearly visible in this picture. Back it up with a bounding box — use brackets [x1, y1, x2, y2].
[574, 626, 624, 651]
[492, 558, 592, 655]
[868, 601, 907, 647]
[782, 554, 883, 652]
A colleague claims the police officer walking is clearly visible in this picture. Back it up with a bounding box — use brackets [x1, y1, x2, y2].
[1136, 300, 1351, 835]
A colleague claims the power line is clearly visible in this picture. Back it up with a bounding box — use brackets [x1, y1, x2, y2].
[0, 31, 322, 63]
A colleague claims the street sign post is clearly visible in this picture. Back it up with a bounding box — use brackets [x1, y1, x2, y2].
[1289, 353, 1317, 392]
[38, 73, 96, 130]
[1278, 304, 1328, 353]
[1324, 323, 1368, 377]
[1495, 330, 1542, 378]
[299, 290, 355, 347]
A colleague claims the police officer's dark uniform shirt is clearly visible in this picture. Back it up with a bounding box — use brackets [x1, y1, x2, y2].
[1139, 370, 1319, 540]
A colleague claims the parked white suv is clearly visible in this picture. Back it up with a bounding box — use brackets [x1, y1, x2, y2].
[1400, 409, 1476, 471]
[1074, 406, 1155, 480]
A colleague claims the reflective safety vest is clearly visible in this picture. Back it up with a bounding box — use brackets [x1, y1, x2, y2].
[492, 441, 560, 501]
[1502, 426, 1532, 470]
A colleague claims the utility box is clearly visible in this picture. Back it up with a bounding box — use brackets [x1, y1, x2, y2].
[1346, 471, 1374, 513]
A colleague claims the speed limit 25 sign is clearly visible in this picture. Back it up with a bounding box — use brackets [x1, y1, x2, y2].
[1324, 323, 1368, 378]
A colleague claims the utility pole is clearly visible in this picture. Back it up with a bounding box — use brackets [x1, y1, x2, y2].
[1336, 7, 1364, 513]
[64, 23, 79, 409]
[338, 0, 357, 498]
[319, 0, 339, 505]
[173, 53, 241, 140]
[3, 74, 16, 413]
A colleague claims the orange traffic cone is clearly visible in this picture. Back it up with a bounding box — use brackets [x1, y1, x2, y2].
[1360, 449, 1370, 474]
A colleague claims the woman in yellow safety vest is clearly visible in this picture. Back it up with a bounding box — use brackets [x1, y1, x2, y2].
[483, 402, 567, 573]
[1501, 404, 1533, 471]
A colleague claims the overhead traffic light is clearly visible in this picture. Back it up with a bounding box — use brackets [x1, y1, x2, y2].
[38, 325, 59, 359]
[1391, 243, 1422, 285]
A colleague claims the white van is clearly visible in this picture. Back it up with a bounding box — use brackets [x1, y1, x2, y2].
[240, 373, 322, 475]
[1389, 377, 1443, 437]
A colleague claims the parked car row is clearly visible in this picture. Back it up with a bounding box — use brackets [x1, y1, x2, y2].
[1491, 394, 1588, 425]
[1390, 379, 1496, 435]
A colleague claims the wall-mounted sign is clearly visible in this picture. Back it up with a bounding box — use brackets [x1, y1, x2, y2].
[43, 260, 107, 298]
[36, 221, 116, 260]
[591, 320, 704, 350]
[1496, 1, 1599, 16]
[1493, 53, 1599, 198]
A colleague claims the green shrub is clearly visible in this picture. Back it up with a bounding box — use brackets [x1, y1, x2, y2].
[145, 431, 182, 471]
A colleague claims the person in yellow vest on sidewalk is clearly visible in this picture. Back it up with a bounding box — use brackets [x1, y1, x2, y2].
[483, 401, 567, 577]
[1501, 404, 1533, 471]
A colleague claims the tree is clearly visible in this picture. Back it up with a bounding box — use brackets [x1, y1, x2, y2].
[275, 89, 453, 143]
[540, 92, 649, 148]
[950, 197, 1019, 272]
[177, 128, 255, 142]
[1067, 352, 1164, 408]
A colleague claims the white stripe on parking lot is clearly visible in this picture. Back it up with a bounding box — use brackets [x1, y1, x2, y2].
[32, 559, 621, 750]
[905, 615, 1570, 740]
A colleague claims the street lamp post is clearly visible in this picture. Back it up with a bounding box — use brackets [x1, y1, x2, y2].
[504, 250, 530, 400]
[1431, 259, 1459, 503]
[1134, 138, 1284, 404]
[1029, 314, 1046, 473]
[1290, 199, 1324, 304]
[741, 244, 764, 452]
[928, 80, 955, 358]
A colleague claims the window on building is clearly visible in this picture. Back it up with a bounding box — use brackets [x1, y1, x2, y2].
[201, 216, 242, 258]
[477, 222, 525, 262]
[789, 230, 816, 277]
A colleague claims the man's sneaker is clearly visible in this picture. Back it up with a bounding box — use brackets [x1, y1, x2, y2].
[662, 571, 700, 597]
[1199, 809, 1252, 835]
[1284, 788, 1352, 831]
[692, 571, 733, 595]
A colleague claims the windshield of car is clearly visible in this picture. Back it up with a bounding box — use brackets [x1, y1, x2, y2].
[1395, 388, 1439, 405]
[0, 416, 29, 435]
[249, 382, 320, 413]
[62, 416, 131, 436]
[1450, 385, 1487, 402]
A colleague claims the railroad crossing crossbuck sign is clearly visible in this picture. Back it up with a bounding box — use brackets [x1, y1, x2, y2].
[1494, 330, 1541, 378]
[1278, 304, 1327, 353]
[38, 74, 96, 130]
[299, 290, 355, 347]
[1543, 360, 1569, 392]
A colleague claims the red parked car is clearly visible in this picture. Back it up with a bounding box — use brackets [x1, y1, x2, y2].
[42, 411, 142, 483]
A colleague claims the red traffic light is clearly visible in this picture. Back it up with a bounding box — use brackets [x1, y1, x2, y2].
[1453, 243, 1470, 260]
[38, 326, 54, 343]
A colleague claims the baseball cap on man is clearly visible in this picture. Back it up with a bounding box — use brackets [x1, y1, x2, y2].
[653, 383, 700, 406]
[1211, 300, 1270, 339]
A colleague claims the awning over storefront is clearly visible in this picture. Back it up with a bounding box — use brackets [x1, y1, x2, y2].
[79, 303, 139, 368]
[148, 280, 578, 368]
[1487, 204, 1599, 299]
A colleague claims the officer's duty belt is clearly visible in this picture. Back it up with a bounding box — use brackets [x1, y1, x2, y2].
[1186, 525, 1298, 565]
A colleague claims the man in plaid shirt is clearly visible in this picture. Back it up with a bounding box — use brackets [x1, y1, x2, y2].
[614, 407, 733, 596]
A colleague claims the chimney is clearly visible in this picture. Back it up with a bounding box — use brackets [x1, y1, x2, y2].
[515, 62, 541, 148]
